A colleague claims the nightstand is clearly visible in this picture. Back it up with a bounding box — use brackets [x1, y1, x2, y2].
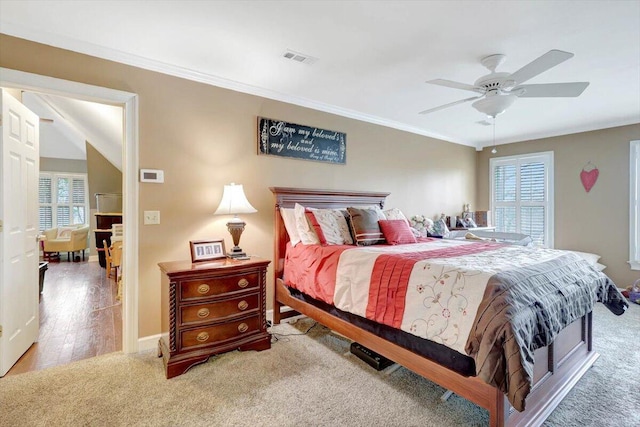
[158, 257, 271, 378]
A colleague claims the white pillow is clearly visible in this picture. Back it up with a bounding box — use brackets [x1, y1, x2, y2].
[383, 207, 408, 224]
[56, 226, 76, 240]
[311, 208, 354, 245]
[280, 208, 301, 247]
[294, 203, 320, 245]
[570, 251, 601, 265]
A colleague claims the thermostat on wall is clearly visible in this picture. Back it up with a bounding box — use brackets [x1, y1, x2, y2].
[140, 169, 164, 183]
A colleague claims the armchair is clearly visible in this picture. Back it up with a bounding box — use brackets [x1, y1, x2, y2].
[42, 225, 90, 261]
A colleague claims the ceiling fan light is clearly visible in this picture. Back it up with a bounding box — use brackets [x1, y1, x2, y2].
[472, 94, 517, 118]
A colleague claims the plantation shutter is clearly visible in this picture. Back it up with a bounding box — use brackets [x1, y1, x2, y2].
[493, 164, 517, 233]
[491, 152, 553, 247]
[39, 176, 53, 231]
[38, 172, 89, 230]
[72, 178, 87, 224]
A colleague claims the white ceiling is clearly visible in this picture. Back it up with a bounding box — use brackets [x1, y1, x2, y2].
[22, 92, 123, 170]
[1, 1, 639, 150]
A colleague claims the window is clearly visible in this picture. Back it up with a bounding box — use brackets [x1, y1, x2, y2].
[630, 140, 640, 270]
[490, 152, 554, 247]
[39, 172, 89, 231]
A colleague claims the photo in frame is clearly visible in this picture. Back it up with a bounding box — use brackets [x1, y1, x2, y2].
[190, 239, 226, 263]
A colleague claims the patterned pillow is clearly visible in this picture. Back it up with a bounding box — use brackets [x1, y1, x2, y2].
[305, 211, 327, 244]
[280, 208, 301, 246]
[309, 208, 354, 245]
[383, 207, 409, 224]
[378, 220, 417, 245]
[347, 207, 386, 246]
[432, 218, 450, 237]
[56, 226, 76, 240]
[294, 203, 320, 245]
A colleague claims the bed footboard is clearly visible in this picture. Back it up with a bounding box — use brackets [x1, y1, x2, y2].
[274, 278, 598, 427]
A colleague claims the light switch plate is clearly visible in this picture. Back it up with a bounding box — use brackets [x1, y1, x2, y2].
[144, 210, 160, 225]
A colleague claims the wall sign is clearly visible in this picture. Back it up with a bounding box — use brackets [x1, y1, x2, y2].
[258, 117, 346, 164]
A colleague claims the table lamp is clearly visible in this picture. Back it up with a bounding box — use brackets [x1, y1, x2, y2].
[214, 183, 257, 258]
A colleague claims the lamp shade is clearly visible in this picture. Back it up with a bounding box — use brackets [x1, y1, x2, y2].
[214, 183, 257, 216]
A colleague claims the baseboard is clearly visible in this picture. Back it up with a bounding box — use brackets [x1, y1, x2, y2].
[88, 255, 99, 262]
[138, 334, 161, 352]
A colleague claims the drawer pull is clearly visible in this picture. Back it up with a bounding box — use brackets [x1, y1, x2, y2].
[197, 308, 210, 318]
[237, 278, 249, 288]
[237, 323, 249, 333]
[237, 300, 249, 311]
[196, 332, 209, 342]
[197, 284, 210, 294]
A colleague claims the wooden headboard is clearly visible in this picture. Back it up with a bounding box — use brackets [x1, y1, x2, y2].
[269, 187, 390, 282]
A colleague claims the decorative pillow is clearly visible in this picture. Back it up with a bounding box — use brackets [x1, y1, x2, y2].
[459, 216, 478, 228]
[431, 218, 450, 237]
[294, 203, 320, 245]
[309, 208, 354, 245]
[280, 208, 301, 247]
[379, 220, 417, 245]
[347, 207, 385, 246]
[383, 207, 409, 224]
[56, 226, 76, 240]
[410, 215, 434, 236]
[305, 211, 327, 245]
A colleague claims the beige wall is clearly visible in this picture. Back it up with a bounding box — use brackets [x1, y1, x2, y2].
[476, 124, 640, 288]
[86, 142, 122, 210]
[40, 157, 87, 174]
[0, 35, 477, 338]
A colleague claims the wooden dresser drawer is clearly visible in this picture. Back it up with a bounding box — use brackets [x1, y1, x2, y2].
[180, 294, 259, 326]
[159, 257, 271, 378]
[180, 272, 259, 300]
[180, 315, 260, 351]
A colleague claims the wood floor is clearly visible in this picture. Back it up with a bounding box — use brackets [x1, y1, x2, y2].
[5, 259, 122, 376]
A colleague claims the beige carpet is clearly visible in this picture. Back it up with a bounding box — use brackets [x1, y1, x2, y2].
[1, 303, 638, 427]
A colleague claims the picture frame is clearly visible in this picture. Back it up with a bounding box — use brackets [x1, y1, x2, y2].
[189, 239, 226, 263]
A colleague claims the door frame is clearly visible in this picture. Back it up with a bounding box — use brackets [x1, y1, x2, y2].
[0, 67, 139, 353]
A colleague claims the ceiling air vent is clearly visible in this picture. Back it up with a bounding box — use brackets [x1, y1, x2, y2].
[282, 49, 318, 65]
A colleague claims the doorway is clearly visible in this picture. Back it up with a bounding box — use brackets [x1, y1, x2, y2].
[0, 67, 139, 358]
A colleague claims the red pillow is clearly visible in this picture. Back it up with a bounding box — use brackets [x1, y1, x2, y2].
[305, 210, 327, 245]
[378, 219, 417, 245]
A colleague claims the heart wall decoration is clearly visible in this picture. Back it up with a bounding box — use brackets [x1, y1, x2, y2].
[580, 162, 599, 193]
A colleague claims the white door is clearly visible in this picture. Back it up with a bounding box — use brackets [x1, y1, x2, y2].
[0, 89, 40, 376]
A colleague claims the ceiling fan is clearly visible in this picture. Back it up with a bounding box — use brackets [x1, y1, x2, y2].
[419, 50, 589, 118]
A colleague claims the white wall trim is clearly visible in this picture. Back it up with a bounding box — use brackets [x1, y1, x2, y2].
[0, 67, 140, 353]
[138, 334, 162, 353]
[630, 140, 639, 271]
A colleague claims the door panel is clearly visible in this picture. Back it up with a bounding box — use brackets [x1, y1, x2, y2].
[0, 89, 40, 376]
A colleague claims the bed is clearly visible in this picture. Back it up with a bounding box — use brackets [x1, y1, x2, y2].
[269, 187, 627, 427]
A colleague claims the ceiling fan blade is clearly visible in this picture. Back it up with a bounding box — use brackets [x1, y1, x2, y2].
[513, 82, 589, 98]
[418, 95, 483, 115]
[508, 50, 574, 85]
[426, 79, 484, 94]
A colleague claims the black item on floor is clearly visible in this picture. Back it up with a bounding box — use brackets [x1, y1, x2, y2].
[350, 342, 394, 371]
[39, 261, 48, 294]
